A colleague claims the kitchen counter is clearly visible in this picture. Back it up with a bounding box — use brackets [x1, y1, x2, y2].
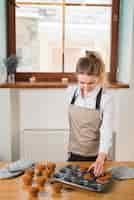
[0, 161, 134, 200]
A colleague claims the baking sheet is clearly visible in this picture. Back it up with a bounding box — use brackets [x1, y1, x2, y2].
[52, 165, 113, 192]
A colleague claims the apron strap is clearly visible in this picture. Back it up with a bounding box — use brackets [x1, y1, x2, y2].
[96, 88, 103, 110]
[70, 88, 78, 104]
[70, 87, 103, 110]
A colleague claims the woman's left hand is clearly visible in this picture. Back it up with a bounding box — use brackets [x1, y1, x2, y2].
[88, 153, 107, 177]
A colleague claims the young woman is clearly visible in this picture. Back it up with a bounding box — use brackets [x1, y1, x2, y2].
[67, 51, 113, 177]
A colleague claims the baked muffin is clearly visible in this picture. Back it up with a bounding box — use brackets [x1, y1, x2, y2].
[51, 182, 63, 193]
[25, 168, 34, 177]
[28, 186, 39, 197]
[83, 173, 94, 181]
[35, 176, 47, 187]
[34, 164, 44, 176]
[22, 174, 33, 186]
[36, 163, 46, 171]
[35, 163, 46, 175]
[47, 162, 56, 173]
[43, 168, 52, 177]
[96, 172, 112, 184]
[42, 169, 50, 178]
[79, 165, 88, 172]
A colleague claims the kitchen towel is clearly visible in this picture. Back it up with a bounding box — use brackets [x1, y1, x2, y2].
[107, 166, 134, 180]
[0, 168, 23, 179]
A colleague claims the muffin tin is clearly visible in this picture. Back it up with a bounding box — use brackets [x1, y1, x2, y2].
[52, 164, 113, 192]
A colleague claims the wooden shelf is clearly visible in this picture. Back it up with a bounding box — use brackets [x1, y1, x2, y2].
[0, 81, 129, 89]
[0, 82, 68, 89]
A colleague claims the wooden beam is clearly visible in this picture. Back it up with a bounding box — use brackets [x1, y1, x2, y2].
[110, 0, 120, 82]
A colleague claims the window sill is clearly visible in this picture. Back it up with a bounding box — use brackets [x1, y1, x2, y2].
[0, 81, 129, 89]
[0, 81, 68, 89]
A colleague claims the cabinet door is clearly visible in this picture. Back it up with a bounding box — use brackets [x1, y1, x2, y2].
[20, 129, 69, 162]
[20, 89, 69, 130]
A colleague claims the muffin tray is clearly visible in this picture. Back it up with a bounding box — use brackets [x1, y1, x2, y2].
[52, 164, 113, 192]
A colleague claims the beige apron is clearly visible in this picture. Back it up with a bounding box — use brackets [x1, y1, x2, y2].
[68, 89, 102, 157]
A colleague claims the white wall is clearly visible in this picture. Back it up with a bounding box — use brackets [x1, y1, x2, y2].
[0, 89, 12, 161]
[0, 1, 11, 161]
[0, 1, 20, 161]
[114, 0, 134, 160]
[0, 89, 20, 161]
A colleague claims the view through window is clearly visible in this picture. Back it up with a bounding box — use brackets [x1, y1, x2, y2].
[16, 0, 112, 72]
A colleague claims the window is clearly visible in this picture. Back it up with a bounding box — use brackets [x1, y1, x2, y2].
[7, 0, 120, 82]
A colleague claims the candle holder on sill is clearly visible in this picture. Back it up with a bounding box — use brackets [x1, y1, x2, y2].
[7, 72, 16, 83]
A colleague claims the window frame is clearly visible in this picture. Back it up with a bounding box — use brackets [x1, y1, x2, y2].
[6, 0, 120, 83]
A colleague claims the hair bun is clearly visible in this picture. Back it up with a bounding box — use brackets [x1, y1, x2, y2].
[85, 50, 100, 60]
[76, 50, 105, 80]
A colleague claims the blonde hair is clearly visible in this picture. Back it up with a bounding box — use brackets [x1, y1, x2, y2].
[76, 50, 105, 82]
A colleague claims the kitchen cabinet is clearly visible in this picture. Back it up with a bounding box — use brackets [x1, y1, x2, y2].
[20, 129, 69, 161]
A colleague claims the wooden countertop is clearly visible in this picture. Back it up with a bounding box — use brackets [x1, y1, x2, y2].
[0, 161, 134, 200]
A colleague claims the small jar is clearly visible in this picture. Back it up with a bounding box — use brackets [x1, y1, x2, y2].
[7, 73, 15, 83]
[29, 76, 36, 83]
[61, 77, 68, 84]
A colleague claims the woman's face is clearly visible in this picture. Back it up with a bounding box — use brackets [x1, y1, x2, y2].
[77, 74, 100, 96]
